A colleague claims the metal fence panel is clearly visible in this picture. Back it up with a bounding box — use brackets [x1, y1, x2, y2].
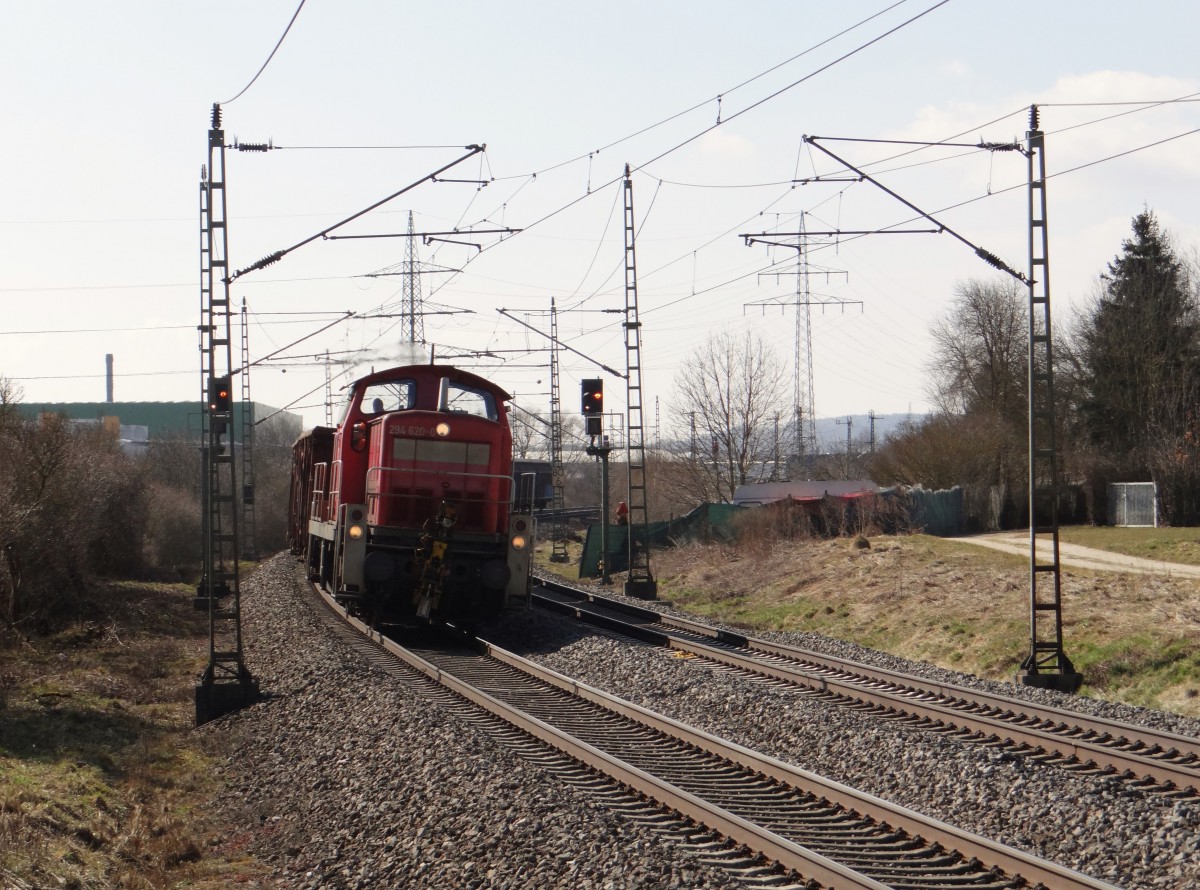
[1107, 482, 1157, 527]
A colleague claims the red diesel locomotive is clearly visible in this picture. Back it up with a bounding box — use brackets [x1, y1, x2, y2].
[288, 363, 533, 626]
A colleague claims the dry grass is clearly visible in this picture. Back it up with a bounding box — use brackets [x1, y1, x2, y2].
[539, 530, 1200, 717]
[0, 580, 271, 889]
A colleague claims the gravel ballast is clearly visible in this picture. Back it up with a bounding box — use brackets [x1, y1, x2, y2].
[488, 582, 1200, 890]
[206, 555, 1200, 889]
[203, 555, 744, 890]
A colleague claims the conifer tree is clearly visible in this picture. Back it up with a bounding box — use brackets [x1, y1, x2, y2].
[1078, 210, 1198, 467]
[1077, 210, 1200, 522]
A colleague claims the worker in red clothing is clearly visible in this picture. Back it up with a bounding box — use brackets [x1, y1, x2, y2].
[615, 501, 629, 525]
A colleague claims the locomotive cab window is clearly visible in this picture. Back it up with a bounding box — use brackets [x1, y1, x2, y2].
[360, 380, 416, 415]
[440, 380, 497, 421]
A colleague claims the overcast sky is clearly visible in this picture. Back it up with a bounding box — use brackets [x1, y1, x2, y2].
[3, 1, 1198, 441]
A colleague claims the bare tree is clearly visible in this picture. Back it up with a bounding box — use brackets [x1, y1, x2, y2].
[248, 414, 306, 554]
[870, 413, 1011, 491]
[0, 377, 21, 432]
[928, 277, 1027, 420]
[508, 407, 548, 460]
[917, 277, 1029, 519]
[669, 331, 788, 503]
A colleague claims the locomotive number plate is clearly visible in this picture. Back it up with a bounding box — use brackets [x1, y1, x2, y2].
[392, 425, 432, 438]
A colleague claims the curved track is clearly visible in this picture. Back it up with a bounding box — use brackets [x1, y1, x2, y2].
[533, 573, 1200, 799]
[308, 574, 1122, 890]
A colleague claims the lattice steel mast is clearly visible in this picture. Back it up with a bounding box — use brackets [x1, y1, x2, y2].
[238, 298, 258, 560]
[548, 298, 569, 563]
[622, 164, 656, 598]
[195, 103, 257, 725]
[795, 214, 817, 468]
[1018, 106, 1080, 692]
[742, 217, 854, 478]
[401, 210, 424, 345]
[797, 131, 1077, 688]
[323, 350, 334, 425]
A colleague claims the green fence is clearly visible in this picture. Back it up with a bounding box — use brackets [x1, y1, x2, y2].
[579, 503, 745, 579]
[906, 485, 965, 537]
[577, 490, 969, 578]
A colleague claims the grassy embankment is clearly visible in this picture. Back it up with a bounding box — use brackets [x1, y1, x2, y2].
[0, 577, 270, 889]
[538, 526, 1200, 718]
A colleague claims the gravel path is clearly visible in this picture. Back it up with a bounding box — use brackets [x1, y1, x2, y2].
[951, 533, 1200, 579]
[201, 554, 743, 890]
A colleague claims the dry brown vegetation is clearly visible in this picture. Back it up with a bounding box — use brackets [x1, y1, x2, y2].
[0, 578, 269, 889]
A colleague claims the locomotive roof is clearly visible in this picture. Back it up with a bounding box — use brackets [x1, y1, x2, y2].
[350, 364, 512, 401]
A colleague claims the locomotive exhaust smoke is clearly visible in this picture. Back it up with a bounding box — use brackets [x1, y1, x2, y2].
[343, 343, 430, 379]
[393, 343, 427, 366]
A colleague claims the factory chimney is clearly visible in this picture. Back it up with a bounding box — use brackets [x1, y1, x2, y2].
[105, 354, 114, 402]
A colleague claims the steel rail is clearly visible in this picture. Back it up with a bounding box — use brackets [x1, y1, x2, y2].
[311, 585, 882, 889]
[667, 613, 1200, 761]
[479, 643, 1124, 889]
[533, 576, 1200, 794]
[312, 581, 1121, 890]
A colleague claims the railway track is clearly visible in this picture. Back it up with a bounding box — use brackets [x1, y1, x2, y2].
[308, 576, 1122, 890]
[532, 573, 1200, 800]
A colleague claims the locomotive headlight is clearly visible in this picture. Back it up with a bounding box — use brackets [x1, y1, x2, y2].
[510, 534, 528, 551]
[435, 421, 451, 437]
[348, 524, 364, 540]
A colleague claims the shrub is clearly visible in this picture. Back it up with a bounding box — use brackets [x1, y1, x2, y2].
[142, 483, 202, 580]
[0, 415, 150, 630]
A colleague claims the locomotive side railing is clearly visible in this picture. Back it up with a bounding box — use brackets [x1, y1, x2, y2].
[327, 459, 343, 522]
[309, 462, 329, 522]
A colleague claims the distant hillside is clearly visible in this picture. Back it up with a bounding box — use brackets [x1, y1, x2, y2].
[812, 412, 917, 451]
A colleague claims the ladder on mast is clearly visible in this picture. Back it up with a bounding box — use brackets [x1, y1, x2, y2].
[622, 165, 656, 598]
[238, 298, 258, 560]
[1018, 106, 1080, 693]
[548, 298, 569, 563]
[195, 103, 258, 725]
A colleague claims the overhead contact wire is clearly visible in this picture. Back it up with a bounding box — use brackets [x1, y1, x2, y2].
[632, 1, 952, 176]
[221, 0, 307, 105]
[488, 0, 915, 184]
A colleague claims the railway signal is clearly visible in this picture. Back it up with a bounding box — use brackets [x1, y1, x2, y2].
[208, 375, 232, 413]
[207, 375, 232, 438]
[581, 378, 603, 415]
[581, 378, 603, 437]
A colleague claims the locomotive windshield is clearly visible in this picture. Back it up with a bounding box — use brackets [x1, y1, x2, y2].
[441, 380, 498, 422]
[361, 380, 416, 414]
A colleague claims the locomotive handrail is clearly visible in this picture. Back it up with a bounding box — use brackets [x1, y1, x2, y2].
[327, 458, 343, 520]
[365, 464, 516, 494]
[308, 462, 330, 523]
